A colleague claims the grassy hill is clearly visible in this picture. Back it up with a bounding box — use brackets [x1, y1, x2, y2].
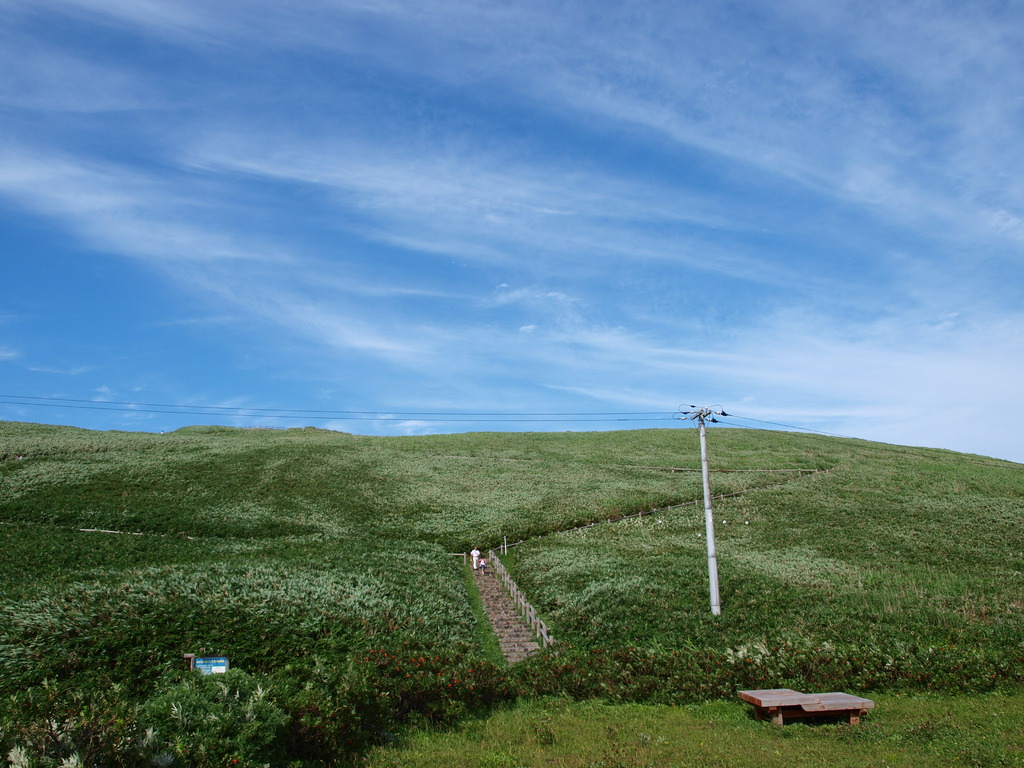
[1, 420, 1022, 766]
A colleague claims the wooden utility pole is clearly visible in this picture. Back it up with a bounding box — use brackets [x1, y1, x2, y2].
[677, 405, 727, 615]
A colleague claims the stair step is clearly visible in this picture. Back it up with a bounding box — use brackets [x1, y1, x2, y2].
[472, 566, 544, 664]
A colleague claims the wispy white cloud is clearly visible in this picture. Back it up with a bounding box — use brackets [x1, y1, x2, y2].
[707, 307, 1024, 457]
[0, 33, 152, 112]
[173, 265, 433, 362]
[485, 285, 579, 310]
[542, 383, 683, 413]
[183, 134, 793, 288]
[529, 306, 1024, 462]
[7, 0, 214, 39]
[539, 2, 1024, 251]
[0, 146, 289, 264]
[19, 0, 1024, 239]
[26, 364, 94, 376]
[2, 0, 1022, 462]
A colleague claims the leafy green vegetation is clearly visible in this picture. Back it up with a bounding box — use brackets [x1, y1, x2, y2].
[0, 420, 1021, 765]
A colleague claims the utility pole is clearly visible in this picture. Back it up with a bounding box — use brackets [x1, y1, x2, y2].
[676, 405, 728, 616]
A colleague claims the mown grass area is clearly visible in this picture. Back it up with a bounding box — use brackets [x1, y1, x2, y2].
[1, 420, 1022, 766]
[365, 691, 1024, 767]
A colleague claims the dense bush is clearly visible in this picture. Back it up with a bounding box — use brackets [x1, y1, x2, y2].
[1, 651, 515, 766]
[518, 642, 1024, 704]
[276, 648, 518, 761]
[139, 669, 289, 768]
[1, 679, 148, 768]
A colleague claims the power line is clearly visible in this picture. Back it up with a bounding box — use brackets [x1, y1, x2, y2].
[2, 393, 1018, 466]
[0, 393, 667, 416]
[718, 411, 1020, 469]
[0, 394, 674, 423]
[720, 413, 862, 440]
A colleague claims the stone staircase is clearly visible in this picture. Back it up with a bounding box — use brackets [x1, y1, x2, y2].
[473, 566, 541, 664]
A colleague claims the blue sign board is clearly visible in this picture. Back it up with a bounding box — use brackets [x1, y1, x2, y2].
[193, 656, 230, 675]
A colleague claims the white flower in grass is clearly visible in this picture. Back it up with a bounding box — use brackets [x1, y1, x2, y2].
[7, 746, 30, 768]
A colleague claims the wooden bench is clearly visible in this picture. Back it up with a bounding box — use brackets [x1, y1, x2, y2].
[738, 688, 874, 725]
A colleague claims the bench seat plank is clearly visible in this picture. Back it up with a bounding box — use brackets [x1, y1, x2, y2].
[738, 688, 874, 725]
[738, 689, 819, 707]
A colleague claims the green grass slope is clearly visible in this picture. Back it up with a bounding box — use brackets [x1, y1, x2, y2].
[513, 429, 1024, 654]
[1, 421, 1022, 765]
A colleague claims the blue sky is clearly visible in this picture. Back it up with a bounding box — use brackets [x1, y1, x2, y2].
[2, 0, 1023, 462]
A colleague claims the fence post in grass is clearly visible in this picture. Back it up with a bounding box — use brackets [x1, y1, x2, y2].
[676, 405, 727, 616]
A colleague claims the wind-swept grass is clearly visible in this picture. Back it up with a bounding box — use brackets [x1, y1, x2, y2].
[507, 434, 1024, 698]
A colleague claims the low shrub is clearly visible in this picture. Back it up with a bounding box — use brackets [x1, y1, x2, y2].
[517, 641, 1024, 704]
[277, 647, 518, 761]
[0, 679, 147, 768]
[139, 669, 289, 768]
